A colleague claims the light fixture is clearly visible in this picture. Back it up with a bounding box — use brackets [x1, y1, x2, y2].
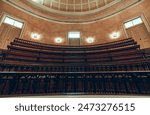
[86, 37, 95, 43]
[31, 33, 41, 40]
[110, 32, 120, 39]
[54, 37, 63, 43]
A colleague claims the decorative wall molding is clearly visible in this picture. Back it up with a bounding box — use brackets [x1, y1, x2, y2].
[2, 0, 143, 24]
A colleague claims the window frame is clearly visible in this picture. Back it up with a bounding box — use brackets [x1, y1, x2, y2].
[67, 31, 82, 46]
[32, 0, 44, 4]
[124, 17, 143, 29]
[3, 16, 24, 29]
[68, 31, 81, 39]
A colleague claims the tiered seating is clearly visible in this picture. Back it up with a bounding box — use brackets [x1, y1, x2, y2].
[0, 38, 149, 72]
[0, 72, 150, 96]
[0, 38, 150, 96]
[141, 48, 150, 58]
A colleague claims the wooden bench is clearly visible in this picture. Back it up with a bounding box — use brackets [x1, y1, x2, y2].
[0, 37, 148, 72]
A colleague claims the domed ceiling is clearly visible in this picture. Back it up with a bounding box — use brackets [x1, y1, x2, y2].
[3, 0, 142, 23]
[31, 0, 115, 13]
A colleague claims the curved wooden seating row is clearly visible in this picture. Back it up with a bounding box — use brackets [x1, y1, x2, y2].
[0, 72, 150, 96]
[0, 38, 148, 72]
[0, 57, 150, 72]
[13, 38, 135, 50]
[1, 38, 150, 96]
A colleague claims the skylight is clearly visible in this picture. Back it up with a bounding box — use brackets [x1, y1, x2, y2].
[32, 0, 43, 4]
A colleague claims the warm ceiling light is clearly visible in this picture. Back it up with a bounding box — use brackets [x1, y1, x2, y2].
[54, 37, 63, 43]
[31, 33, 41, 40]
[110, 32, 120, 39]
[86, 37, 95, 43]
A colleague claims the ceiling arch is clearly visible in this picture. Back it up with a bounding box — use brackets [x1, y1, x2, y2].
[3, 0, 143, 23]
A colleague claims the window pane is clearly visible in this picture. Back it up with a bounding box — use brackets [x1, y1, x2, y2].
[14, 21, 23, 28]
[68, 32, 80, 39]
[133, 18, 143, 25]
[3, 17, 14, 25]
[32, 0, 43, 4]
[124, 21, 133, 29]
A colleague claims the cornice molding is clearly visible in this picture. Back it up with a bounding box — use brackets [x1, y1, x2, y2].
[1, 0, 143, 24]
